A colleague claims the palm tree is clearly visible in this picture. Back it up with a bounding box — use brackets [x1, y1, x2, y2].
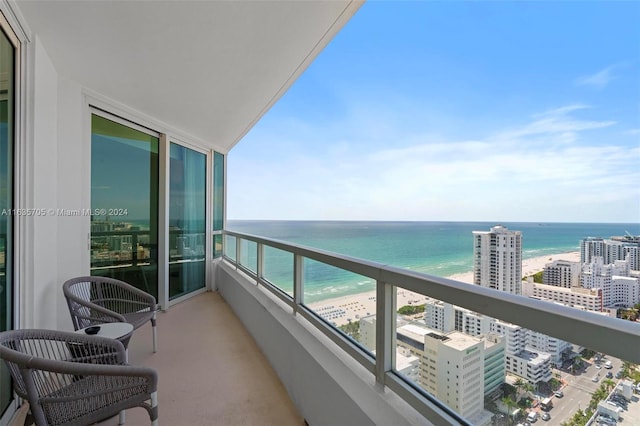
[513, 377, 526, 400]
[572, 355, 583, 373]
[501, 396, 517, 425]
[523, 382, 535, 398]
[602, 378, 615, 392]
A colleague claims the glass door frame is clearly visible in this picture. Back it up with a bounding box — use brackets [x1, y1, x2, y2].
[162, 137, 211, 307]
[90, 108, 161, 302]
[89, 108, 212, 311]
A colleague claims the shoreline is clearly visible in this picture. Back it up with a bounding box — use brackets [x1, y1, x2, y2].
[307, 250, 581, 327]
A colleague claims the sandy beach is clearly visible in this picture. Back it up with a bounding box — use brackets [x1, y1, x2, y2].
[307, 251, 580, 326]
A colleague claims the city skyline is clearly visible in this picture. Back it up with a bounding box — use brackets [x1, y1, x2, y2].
[227, 1, 640, 224]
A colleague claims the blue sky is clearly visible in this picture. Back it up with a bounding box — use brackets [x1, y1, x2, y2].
[228, 1, 640, 223]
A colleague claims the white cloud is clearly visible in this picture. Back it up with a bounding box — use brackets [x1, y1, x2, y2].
[228, 104, 639, 222]
[497, 104, 616, 140]
[575, 65, 619, 89]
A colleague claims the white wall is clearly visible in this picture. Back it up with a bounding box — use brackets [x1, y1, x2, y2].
[55, 75, 90, 329]
[23, 35, 90, 330]
[22, 35, 59, 329]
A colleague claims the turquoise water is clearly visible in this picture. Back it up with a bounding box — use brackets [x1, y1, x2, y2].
[227, 221, 640, 303]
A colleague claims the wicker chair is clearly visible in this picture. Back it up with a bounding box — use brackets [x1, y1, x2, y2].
[63, 276, 158, 353]
[0, 329, 158, 426]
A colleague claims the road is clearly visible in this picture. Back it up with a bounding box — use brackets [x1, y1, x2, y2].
[545, 355, 624, 426]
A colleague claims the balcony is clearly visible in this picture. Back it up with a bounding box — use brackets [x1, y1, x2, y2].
[7, 230, 638, 425]
[9, 291, 305, 426]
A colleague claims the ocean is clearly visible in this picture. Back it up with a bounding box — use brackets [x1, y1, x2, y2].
[226, 221, 640, 303]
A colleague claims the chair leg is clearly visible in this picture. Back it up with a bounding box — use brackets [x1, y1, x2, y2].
[119, 410, 126, 425]
[152, 312, 157, 353]
[151, 391, 158, 426]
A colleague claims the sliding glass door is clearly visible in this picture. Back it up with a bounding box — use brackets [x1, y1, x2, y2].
[169, 143, 206, 300]
[90, 114, 159, 299]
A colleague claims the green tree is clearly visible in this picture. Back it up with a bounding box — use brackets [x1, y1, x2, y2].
[532, 271, 544, 283]
[338, 320, 360, 341]
[572, 355, 583, 373]
[397, 304, 425, 315]
[523, 381, 535, 398]
[513, 377, 526, 397]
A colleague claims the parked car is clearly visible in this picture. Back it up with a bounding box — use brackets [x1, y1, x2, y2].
[541, 412, 550, 421]
[554, 390, 563, 398]
[610, 396, 627, 408]
[592, 375, 600, 382]
[598, 415, 617, 425]
[606, 371, 613, 378]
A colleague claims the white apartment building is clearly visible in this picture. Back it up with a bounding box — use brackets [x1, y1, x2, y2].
[424, 300, 456, 333]
[526, 329, 572, 367]
[522, 280, 603, 312]
[543, 260, 581, 288]
[581, 258, 639, 307]
[473, 225, 522, 295]
[623, 244, 640, 271]
[506, 349, 553, 384]
[611, 276, 640, 308]
[386, 320, 504, 424]
[490, 322, 553, 384]
[360, 317, 423, 383]
[581, 237, 640, 270]
[424, 300, 562, 375]
[359, 315, 376, 351]
[421, 331, 492, 425]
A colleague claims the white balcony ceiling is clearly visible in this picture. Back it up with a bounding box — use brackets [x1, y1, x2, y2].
[15, 0, 361, 152]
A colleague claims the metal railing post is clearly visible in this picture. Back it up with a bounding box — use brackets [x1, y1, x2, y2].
[293, 254, 303, 313]
[131, 233, 138, 266]
[376, 280, 395, 384]
[235, 236, 241, 270]
[257, 242, 264, 285]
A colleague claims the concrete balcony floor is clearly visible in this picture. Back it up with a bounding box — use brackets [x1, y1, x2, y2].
[93, 291, 304, 425]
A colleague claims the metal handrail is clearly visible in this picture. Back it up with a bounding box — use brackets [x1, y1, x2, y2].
[223, 230, 640, 362]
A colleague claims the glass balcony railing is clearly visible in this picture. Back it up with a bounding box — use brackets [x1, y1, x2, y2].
[222, 230, 640, 426]
[90, 229, 206, 299]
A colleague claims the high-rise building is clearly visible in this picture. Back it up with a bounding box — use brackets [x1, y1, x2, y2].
[422, 331, 485, 420]
[420, 330, 497, 425]
[473, 225, 522, 295]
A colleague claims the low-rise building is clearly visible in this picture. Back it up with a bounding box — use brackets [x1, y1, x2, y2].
[522, 280, 603, 312]
[543, 260, 581, 288]
[581, 258, 639, 307]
